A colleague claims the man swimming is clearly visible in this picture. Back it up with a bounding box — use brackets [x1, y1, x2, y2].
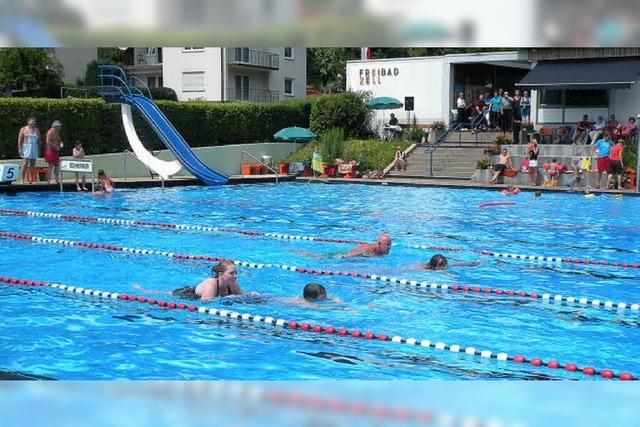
[346, 233, 392, 257]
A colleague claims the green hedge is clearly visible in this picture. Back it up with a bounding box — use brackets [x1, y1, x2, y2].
[309, 92, 372, 139]
[0, 97, 314, 159]
[283, 139, 412, 172]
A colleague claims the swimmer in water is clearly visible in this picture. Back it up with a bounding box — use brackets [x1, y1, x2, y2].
[173, 260, 243, 301]
[93, 169, 115, 195]
[424, 254, 482, 270]
[346, 233, 392, 257]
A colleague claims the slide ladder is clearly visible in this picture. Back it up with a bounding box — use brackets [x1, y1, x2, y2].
[98, 65, 228, 185]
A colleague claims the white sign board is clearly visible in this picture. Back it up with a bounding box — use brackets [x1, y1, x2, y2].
[61, 160, 93, 173]
[0, 164, 19, 182]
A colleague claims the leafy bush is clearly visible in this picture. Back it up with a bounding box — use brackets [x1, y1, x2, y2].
[150, 87, 178, 101]
[406, 116, 425, 142]
[432, 120, 446, 130]
[309, 92, 371, 139]
[319, 128, 345, 162]
[283, 139, 412, 172]
[622, 137, 637, 173]
[483, 143, 501, 155]
[495, 134, 513, 144]
[476, 157, 492, 169]
[0, 97, 315, 159]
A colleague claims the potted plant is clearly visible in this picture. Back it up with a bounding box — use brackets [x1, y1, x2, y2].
[476, 156, 492, 169]
[494, 134, 513, 144]
[483, 143, 501, 155]
[430, 120, 446, 143]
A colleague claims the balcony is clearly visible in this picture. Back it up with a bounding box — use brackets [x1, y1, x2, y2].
[227, 88, 279, 103]
[227, 48, 280, 70]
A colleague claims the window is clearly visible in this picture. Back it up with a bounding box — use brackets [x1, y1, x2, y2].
[235, 75, 250, 101]
[565, 89, 608, 107]
[233, 47, 250, 63]
[284, 78, 294, 96]
[284, 47, 294, 59]
[157, 47, 163, 64]
[539, 89, 562, 107]
[182, 72, 205, 92]
[182, 47, 204, 52]
[147, 76, 157, 88]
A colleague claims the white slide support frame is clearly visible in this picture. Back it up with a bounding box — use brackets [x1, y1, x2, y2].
[121, 104, 183, 179]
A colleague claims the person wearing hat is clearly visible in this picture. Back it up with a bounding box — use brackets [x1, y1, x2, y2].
[45, 120, 64, 184]
[72, 140, 88, 191]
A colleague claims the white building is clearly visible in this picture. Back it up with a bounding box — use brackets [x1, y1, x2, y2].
[346, 51, 531, 127]
[517, 49, 640, 128]
[124, 47, 306, 103]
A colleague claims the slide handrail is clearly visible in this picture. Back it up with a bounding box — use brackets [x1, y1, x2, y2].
[241, 151, 279, 184]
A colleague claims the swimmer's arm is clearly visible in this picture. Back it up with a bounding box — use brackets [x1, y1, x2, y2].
[449, 261, 483, 268]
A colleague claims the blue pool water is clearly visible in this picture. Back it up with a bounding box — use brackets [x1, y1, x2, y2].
[1, 183, 639, 380]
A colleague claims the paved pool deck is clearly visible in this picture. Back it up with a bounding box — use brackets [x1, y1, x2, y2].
[1, 173, 636, 196]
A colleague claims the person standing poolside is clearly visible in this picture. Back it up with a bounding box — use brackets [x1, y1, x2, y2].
[173, 260, 243, 301]
[606, 139, 624, 190]
[528, 138, 540, 185]
[72, 141, 88, 191]
[489, 91, 502, 130]
[347, 233, 392, 257]
[593, 132, 614, 189]
[45, 120, 64, 184]
[311, 146, 323, 177]
[17, 116, 41, 184]
[519, 91, 531, 123]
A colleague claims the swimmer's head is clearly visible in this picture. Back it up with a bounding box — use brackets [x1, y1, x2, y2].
[534, 190, 542, 197]
[376, 233, 392, 254]
[426, 254, 448, 270]
[303, 283, 327, 301]
[212, 260, 237, 280]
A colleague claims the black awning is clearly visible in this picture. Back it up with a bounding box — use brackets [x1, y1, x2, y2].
[516, 59, 640, 89]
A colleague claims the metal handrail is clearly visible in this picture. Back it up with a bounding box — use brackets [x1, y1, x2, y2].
[427, 109, 487, 176]
[128, 75, 153, 100]
[241, 151, 279, 184]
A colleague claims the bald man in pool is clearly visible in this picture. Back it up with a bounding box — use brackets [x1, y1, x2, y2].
[346, 233, 392, 257]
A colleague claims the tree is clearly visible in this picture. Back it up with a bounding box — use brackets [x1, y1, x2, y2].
[307, 48, 355, 88]
[0, 48, 63, 98]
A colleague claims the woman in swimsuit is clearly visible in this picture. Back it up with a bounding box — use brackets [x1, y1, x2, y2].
[17, 116, 41, 184]
[489, 148, 512, 184]
[173, 260, 243, 301]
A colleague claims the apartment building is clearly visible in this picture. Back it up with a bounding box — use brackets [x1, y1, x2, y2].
[123, 47, 306, 103]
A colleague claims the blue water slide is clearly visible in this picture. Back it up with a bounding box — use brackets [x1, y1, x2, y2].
[128, 94, 228, 185]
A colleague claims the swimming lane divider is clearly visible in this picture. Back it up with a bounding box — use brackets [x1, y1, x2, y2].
[0, 275, 634, 381]
[0, 208, 463, 252]
[3, 208, 640, 268]
[1, 230, 638, 317]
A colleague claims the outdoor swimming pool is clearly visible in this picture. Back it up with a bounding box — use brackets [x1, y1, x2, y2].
[1, 183, 639, 380]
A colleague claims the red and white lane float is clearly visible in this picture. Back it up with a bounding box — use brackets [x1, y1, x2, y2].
[1, 230, 638, 316]
[0, 275, 634, 381]
[3, 208, 639, 268]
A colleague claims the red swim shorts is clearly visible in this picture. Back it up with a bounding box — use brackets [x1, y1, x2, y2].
[597, 156, 610, 174]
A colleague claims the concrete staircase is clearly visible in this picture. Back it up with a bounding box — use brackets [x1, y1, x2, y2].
[386, 131, 509, 179]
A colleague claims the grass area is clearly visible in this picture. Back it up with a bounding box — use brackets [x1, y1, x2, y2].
[283, 139, 412, 172]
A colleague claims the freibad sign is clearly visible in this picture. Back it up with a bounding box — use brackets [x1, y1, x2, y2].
[61, 160, 93, 173]
[359, 66, 400, 85]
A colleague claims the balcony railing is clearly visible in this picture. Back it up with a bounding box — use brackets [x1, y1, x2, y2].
[227, 48, 280, 70]
[227, 88, 279, 103]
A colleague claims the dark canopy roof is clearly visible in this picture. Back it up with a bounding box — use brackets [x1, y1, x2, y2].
[517, 59, 640, 90]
